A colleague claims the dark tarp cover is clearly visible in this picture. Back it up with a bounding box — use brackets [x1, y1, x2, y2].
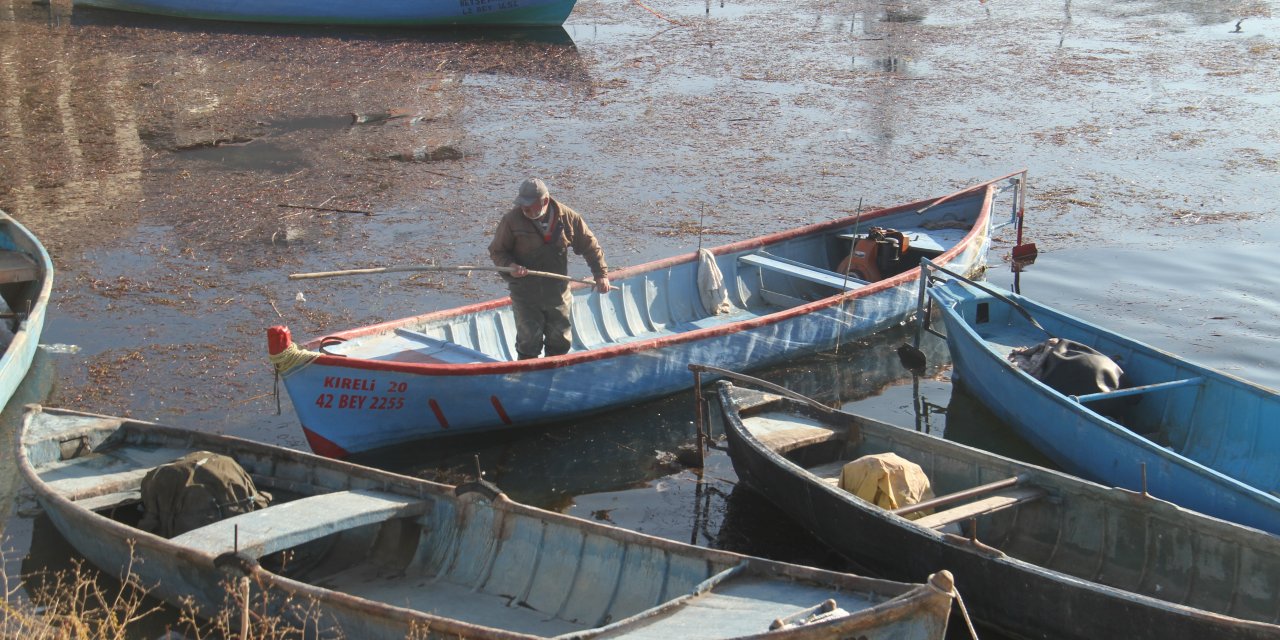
[139, 451, 271, 538]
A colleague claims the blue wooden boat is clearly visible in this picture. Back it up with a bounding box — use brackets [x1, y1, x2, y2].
[712, 370, 1280, 640]
[0, 210, 52, 412]
[921, 262, 1280, 535]
[18, 405, 958, 640]
[73, 0, 578, 27]
[269, 171, 1028, 457]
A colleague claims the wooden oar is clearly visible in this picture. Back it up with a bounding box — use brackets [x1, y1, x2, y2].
[289, 264, 614, 289]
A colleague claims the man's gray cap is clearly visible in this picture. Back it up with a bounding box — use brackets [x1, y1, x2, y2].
[515, 178, 549, 206]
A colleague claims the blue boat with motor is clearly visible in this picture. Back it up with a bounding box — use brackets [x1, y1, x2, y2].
[269, 172, 1029, 457]
[918, 261, 1280, 535]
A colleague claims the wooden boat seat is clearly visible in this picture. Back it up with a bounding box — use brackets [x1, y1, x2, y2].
[1072, 376, 1204, 404]
[42, 445, 198, 501]
[912, 486, 1046, 529]
[75, 489, 143, 512]
[743, 413, 841, 453]
[0, 249, 39, 284]
[393, 328, 500, 363]
[806, 461, 1044, 529]
[739, 253, 867, 291]
[879, 475, 1045, 530]
[169, 489, 430, 558]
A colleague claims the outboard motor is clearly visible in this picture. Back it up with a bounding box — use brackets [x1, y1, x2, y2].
[837, 227, 910, 281]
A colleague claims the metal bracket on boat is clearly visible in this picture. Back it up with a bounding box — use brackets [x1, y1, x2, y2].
[457, 455, 506, 500]
[901, 257, 1053, 373]
[213, 550, 261, 576]
[688, 364, 843, 418]
[318, 335, 348, 356]
[455, 479, 505, 500]
[769, 599, 847, 630]
[0, 299, 32, 325]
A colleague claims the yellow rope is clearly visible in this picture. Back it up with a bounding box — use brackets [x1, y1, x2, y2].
[631, 0, 677, 24]
[269, 342, 321, 373]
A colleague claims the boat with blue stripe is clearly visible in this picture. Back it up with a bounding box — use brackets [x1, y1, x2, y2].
[19, 405, 960, 640]
[269, 172, 1027, 458]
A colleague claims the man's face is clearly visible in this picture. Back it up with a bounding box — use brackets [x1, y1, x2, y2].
[521, 196, 549, 219]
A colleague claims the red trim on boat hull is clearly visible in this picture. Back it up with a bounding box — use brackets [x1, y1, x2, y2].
[302, 426, 350, 459]
[285, 176, 1010, 379]
[429, 399, 450, 429]
[491, 396, 513, 425]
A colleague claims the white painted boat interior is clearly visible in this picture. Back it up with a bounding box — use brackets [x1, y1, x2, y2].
[317, 199, 982, 365]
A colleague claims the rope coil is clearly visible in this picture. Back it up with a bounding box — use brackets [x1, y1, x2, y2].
[269, 342, 321, 374]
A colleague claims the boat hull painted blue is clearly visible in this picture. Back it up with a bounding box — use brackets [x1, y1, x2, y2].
[21, 407, 956, 640]
[275, 174, 1027, 456]
[0, 211, 52, 412]
[929, 279, 1280, 535]
[74, 0, 578, 27]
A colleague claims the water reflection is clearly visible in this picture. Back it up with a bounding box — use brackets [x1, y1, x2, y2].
[367, 322, 949, 512]
[0, 1, 145, 241]
[0, 2, 588, 256]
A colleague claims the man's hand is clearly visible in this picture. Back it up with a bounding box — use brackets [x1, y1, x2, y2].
[595, 276, 611, 293]
[511, 265, 528, 278]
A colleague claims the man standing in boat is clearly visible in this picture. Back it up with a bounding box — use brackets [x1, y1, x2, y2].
[489, 178, 611, 360]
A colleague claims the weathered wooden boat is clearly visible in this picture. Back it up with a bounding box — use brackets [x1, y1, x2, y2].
[710, 369, 1280, 640]
[72, 0, 578, 27]
[920, 262, 1280, 536]
[18, 405, 961, 639]
[269, 171, 1028, 457]
[0, 210, 52, 413]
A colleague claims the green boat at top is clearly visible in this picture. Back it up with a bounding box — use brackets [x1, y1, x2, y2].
[73, 0, 578, 27]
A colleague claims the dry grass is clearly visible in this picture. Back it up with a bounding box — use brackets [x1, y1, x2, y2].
[2, 550, 158, 640]
[2, 544, 432, 639]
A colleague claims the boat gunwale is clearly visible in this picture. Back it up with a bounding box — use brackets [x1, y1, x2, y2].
[927, 281, 1280, 506]
[288, 175, 1013, 377]
[18, 405, 954, 639]
[0, 210, 54, 397]
[717, 382, 1280, 635]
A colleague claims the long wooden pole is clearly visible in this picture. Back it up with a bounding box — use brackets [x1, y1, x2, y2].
[288, 264, 613, 289]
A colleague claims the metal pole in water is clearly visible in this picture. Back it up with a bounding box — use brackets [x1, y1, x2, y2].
[693, 370, 706, 461]
[834, 198, 863, 356]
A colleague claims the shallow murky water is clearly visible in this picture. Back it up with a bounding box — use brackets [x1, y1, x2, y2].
[2, 0, 1278, 635]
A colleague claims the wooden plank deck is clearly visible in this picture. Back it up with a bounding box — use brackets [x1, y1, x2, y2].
[169, 489, 430, 557]
[743, 413, 841, 452]
[739, 253, 866, 290]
